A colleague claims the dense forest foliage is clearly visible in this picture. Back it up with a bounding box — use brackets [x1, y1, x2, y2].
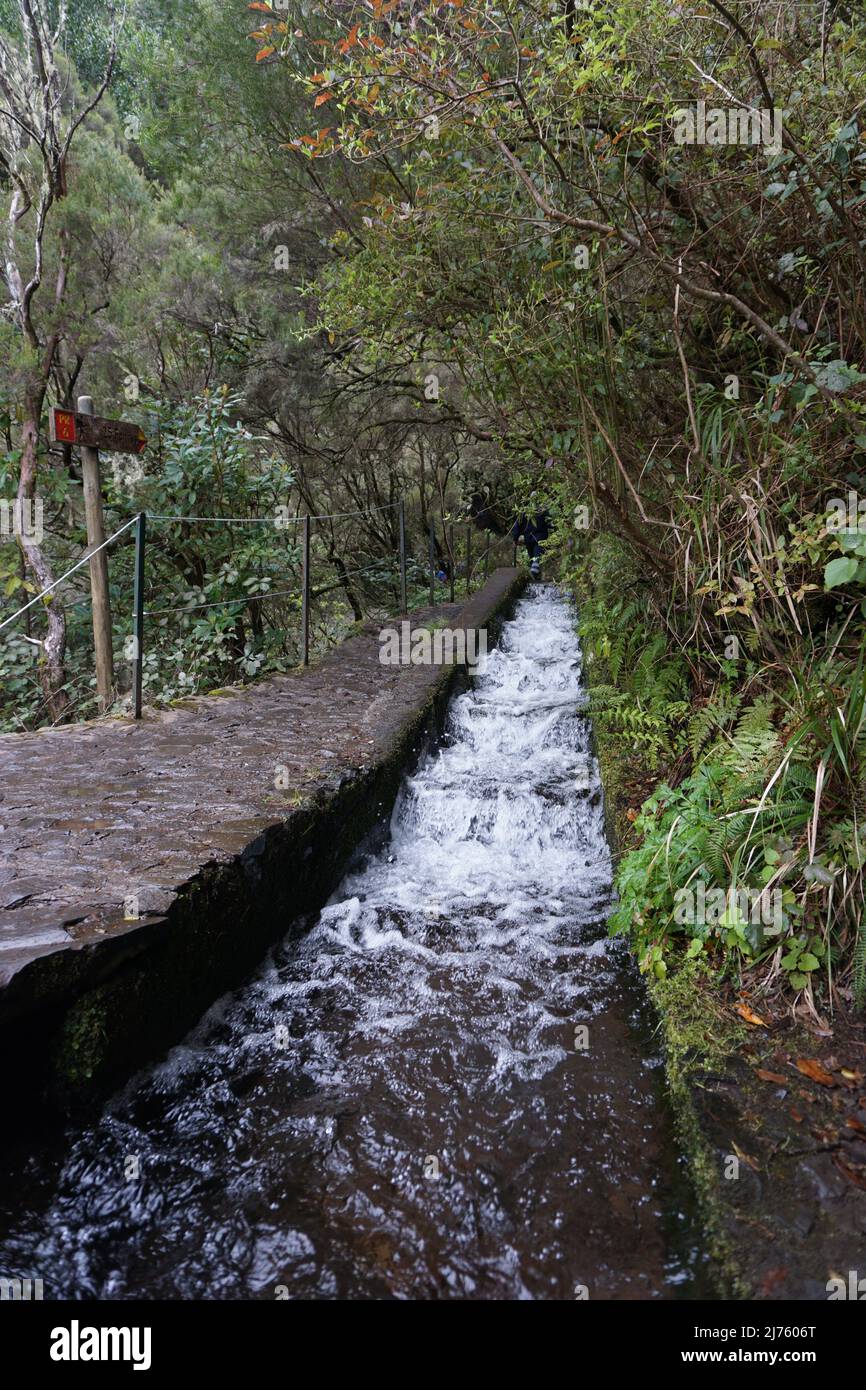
[0, 0, 498, 727]
[1, 0, 865, 1009]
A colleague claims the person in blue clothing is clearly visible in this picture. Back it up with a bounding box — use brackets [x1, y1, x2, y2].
[511, 508, 550, 578]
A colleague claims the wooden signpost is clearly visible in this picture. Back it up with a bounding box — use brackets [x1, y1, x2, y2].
[50, 401, 148, 714]
[50, 408, 147, 455]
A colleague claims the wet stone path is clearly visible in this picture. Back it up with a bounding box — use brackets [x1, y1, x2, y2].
[0, 593, 484, 989]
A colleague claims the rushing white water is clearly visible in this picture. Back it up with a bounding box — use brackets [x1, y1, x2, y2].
[0, 585, 699, 1299]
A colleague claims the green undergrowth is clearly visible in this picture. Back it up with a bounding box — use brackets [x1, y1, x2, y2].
[590, 676, 753, 1294]
[648, 960, 751, 1298]
[582, 611, 760, 1293]
[569, 533, 866, 1013]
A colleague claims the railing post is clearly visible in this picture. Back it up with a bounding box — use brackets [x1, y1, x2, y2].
[428, 518, 435, 605]
[512, 538, 518, 567]
[301, 513, 311, 666]
[484, 538, 490, 582]
[132, 511, 146, 720]
[449, 523, 455, 603]
[399, 499, 407, 614]
[465, 522, 472, 595]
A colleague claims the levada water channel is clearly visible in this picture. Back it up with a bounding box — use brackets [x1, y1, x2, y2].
[0, 585, 708, 1299]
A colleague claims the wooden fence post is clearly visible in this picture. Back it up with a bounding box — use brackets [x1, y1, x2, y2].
[78, 395, 114, 712]
[429, 518, 435, 605]
[465, 523, 472, 595]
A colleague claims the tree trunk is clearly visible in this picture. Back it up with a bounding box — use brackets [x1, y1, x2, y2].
[16, 389, 68, 721]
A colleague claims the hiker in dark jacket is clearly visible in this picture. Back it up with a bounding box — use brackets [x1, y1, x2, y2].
[511, 509, 550, 578]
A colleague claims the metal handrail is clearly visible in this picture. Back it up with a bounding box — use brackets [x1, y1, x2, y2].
[0, 516, 138, 634]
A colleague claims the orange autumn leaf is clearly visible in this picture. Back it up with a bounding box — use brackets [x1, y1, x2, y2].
[314, 91, 335, 106]
[256, 45, 276, 61]
[796, 1058, 838, 1087]
[731, 1140, 760, 1171]
[758, 1267, 788, 1297]
[248, 1, 273, 9]
[833, 1154, 866, 1191]
[754, 1068, 788, 1084]
[735, 1002, 768, 1027]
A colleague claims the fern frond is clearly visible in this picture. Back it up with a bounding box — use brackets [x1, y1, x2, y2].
[855, 918, 866, 1007]
[688, 692, 742, 760]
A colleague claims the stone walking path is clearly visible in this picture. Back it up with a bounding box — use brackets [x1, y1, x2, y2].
[0, 575, 518, 997]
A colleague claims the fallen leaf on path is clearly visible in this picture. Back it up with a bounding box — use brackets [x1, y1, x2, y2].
[841, 1068, 864, 1085]
[833, 1155, 866, 1191]
[755, 1068, 788, 1084]
[846, 1116, 866, 1135]
[796, 1058, 838, 1087]
[759, 1267, 788, 1297]
[731, 1140, 760, 1171]
[736, 1002, 769, 1027]
[810, 1125, 839, 1145]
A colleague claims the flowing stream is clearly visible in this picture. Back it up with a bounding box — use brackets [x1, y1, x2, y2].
[0, 585, 705, 1299]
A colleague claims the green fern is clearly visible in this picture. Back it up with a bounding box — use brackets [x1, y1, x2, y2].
[779, 761, 817, 796]
[855, 917, 866, 1006]
[688, 692, 742, 760]
[698, 798, 813, 882]
[722, 697, 779, 773]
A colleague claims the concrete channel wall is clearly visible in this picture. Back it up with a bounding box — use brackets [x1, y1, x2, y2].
[0, 569, 526, 1117]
